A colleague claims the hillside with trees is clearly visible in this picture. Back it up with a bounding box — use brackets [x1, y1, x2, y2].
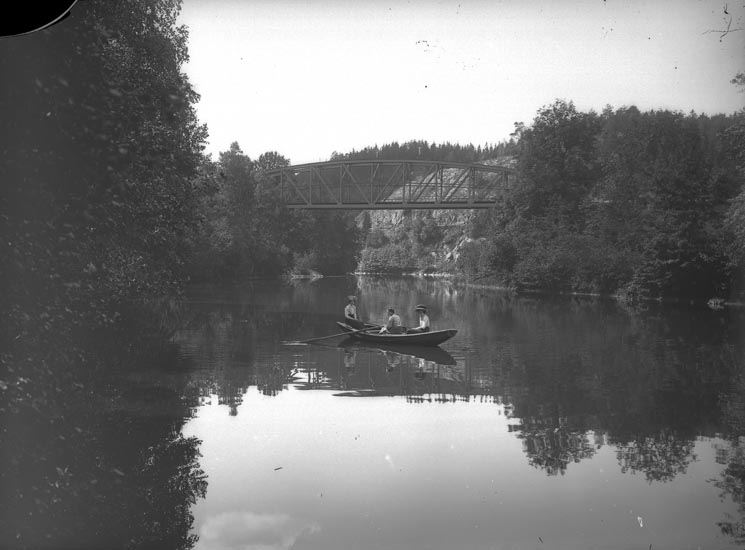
[347, 99, 745, 304]
[460, 99, 744, 303]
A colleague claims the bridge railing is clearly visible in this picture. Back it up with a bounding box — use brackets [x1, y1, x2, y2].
[264, 160, 516, 209]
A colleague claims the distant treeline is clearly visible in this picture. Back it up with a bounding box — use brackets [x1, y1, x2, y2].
[330, 139, 516, 164]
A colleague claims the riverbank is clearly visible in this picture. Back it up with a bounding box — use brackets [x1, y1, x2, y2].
[353, 270, 745, 310]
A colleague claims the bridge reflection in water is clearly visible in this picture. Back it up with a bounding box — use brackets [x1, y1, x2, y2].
[265, 159, 515, 209]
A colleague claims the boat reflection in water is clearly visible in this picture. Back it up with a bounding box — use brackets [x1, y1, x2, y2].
[286, 336, 476, 403]
[179, 281, 745, 550]
[337, 337, 457, 365]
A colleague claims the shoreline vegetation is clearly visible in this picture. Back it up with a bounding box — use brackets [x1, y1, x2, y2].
[4, 0, 742, 378]
[350, 271, 745, 309]
[189, 99, 745, 309]
[2, 2, 743, 548]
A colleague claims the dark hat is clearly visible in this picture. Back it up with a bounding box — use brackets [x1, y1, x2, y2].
[415, 304, 427, 311]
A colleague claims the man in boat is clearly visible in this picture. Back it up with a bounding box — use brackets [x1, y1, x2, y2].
[406, 304, 431, 334]
[344, 295, 366, 330]
[379, 307, 405, 334]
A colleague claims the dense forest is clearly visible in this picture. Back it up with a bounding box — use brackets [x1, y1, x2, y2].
[459, 99, 745, 303]
[341, 101, 745, 304]
[1, 0, 744, 546]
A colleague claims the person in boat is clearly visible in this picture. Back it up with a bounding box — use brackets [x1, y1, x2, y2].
[379, 307, 405, 334]
[406, 304, 431, 334]
[344, 295, 366, 330]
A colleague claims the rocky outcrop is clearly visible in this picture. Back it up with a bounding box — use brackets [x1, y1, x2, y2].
[355, 157, 514, 273]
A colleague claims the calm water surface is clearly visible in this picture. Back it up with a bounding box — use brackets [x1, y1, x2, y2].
[173, 276, 745, 550]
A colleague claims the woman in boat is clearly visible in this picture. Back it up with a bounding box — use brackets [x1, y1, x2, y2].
[344, 295, 366, 330]
[379, 307, 405, 334]
[406, 304, 430, 334]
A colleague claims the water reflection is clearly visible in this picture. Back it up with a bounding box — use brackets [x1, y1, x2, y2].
[615, 433, 696, 482]
[175, 279, 745, 548]
[196, 511, 320, 550]
[10, 277, 744, 549]
[513, 421, 597, 477]
[339, 338, 458, 365]
[177, 278, 745, 447]
[714, 369, 745, 544]
[3, 316, 207, 550]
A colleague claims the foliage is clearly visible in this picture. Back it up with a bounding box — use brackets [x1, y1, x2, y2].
[358, 243, 416, 273]
[303, 210, 362, 274]
[722, 98, 745, 292]
[458, 99, 745, 301]
[345, 94, 743, 302]
[511, 100, 602, 227]
[366, 227, 390, 248]
[593, 109, 735, 299]
[1, 1, 210, 547]
[454, 240, 483, 280]
[330, 139, 517, 163]
[2, 0, 208, 335]
[293, 250, 320, 275]
[410, 212, 444, 247]
[190, 145, 362, 279]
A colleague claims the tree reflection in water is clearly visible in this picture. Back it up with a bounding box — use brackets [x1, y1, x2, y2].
[513, 419, 596, 476]
[615, 432, 696, 482]
[2, 319, 207, 550]
[712, 370, 745, 543]
[171, 283, 745, 546]
[714, 442, 745, 543]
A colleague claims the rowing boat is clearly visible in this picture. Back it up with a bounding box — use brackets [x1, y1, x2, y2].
[335, 321, 457, 347]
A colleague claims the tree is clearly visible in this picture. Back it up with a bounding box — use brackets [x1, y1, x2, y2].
[723, 73, 745, 296]
[2, 0, 208, 331]
[254, 150, 290, 172]
[594, 109, 735, 299]
[197, 144, 294, 278]
[1, 1, 209, 546]
[513, 99, 602, 226]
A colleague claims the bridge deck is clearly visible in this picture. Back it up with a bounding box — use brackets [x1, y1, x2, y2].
[265, 160, 515, 210]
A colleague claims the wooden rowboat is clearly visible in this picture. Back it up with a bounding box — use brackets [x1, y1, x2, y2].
[335, 321, 457, 347]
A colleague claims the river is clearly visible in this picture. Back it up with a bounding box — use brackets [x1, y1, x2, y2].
[162, 276, 745, 550]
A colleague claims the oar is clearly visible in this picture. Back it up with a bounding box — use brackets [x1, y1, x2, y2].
[288, 326, 379, 345]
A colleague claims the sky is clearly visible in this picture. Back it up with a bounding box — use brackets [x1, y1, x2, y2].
[178, 0, 745, 165]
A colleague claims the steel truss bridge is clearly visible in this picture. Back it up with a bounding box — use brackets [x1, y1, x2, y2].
[264, 160, 516, 209]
